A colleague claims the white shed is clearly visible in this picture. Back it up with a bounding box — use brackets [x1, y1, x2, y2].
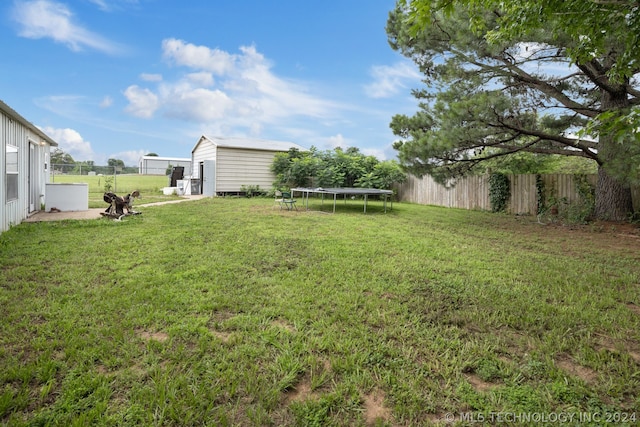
[1, 100, 58, 232]
[191, 135, 307, 196]
[138, 155, 192, 175]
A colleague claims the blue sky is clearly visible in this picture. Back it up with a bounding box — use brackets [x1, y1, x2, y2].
[1, 0, 422, 166]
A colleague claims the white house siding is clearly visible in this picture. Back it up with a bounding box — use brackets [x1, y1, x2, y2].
[215, 148, 278, 192]
[192, 139, 217, 181]
[1, 102, 55, 232]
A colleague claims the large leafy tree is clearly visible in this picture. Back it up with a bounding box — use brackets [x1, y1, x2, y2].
[387, 0, 640, 220]
[50, 148, 74, 165]
[271, 147, 406, 190]
[107, 158, 125, 168]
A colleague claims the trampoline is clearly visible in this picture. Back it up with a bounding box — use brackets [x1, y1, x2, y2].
[291, 187, 394, 213]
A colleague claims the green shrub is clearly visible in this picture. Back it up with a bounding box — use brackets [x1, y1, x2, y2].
[240, 185, 264, 198]
[488, 173, 510, 212]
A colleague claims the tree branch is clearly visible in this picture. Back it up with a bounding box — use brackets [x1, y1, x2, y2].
[491, 144, 594, 158]
[496, 132, 599, 167]
[575, 60, 625, 95]
[625, 85, 640, 101]
[492, 57, 599, 117]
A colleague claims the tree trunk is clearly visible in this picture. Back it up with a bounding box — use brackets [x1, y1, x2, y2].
[594, 85, 634, 221]
[594, 166, 633, 221]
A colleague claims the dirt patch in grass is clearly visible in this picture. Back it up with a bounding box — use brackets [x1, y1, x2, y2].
[425, 412, 449, 424]
[212, 331, 233, 343]
[499, 329, 536, 357]
[284, 358, 332, 406]
[271, 318, 296, 333]
[210, 309, 237, 322]
[207, 311, 240, 343]
[595, 334, 640, 364]
[464, 373, 499, 392]
[284, 376, 395, 425]
[97, 361, 146, 376]
[626, 350, 640, 364]
[362, 388, 393, 426]
[208, 310, 237, 331]
[284, 375, 317, 404]
[556, 354, 598, 384]
[136, 329, 169, 343]
[627, 303, 640, 317]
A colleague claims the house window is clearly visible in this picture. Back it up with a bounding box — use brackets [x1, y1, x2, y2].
[6, 144, 18, 201]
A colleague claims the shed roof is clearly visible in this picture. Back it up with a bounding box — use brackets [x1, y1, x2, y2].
[139, 155, 191, 162]
[192, 135, 307, 154]
[0, 99, 58, 147]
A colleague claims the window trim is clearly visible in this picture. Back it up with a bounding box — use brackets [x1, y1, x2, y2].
[6, 143, 19, 201]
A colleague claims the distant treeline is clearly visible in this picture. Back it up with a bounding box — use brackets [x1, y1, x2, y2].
[51, 164, 139, 175]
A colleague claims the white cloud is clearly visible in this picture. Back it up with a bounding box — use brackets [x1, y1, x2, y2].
[511, 42, 577, 76]
[112, 149, 146, 166]
[327, 134, 347, 150]
[87, 0, 109, 10]
[11, 0, 123, 54]
[87, 0, 139, 12]
[513, 42, 555, 61]
[123, 85, 159, 118]
[233, 45, 333, 119]
[42, 126, 95, 161]
[164, 88, 233, 122]
[362, 147, 387, 160]
[162, 38, 236, 75]
[364, 61, 421, 99]
[123, 39, 340, 130]
[99, 96, 113, 108]
[248, 122, 263, 136]
[186, 72, 214, 87]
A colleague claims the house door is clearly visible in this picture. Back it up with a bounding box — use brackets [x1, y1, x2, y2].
[202, 160, 216, 196]
[29, 143, 38, 212]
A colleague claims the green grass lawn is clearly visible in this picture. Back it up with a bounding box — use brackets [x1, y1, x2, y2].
[1, 198, 639, 426]
[50, 174, 183, 208]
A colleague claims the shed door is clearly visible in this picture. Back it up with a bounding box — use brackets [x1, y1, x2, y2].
[202, 160, 216, 196]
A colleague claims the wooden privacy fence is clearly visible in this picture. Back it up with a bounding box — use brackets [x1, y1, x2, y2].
[395, 174, 640, 214]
